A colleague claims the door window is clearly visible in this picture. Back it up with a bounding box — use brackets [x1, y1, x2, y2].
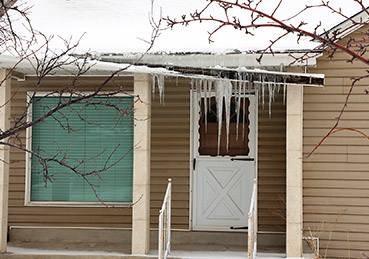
[198, 97, 250, 156]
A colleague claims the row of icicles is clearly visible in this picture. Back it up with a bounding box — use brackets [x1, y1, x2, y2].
[151, 73, 288, 155]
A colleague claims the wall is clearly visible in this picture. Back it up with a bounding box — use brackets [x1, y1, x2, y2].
[305, 29, 369, 258]
[258, 92, 286, 232]
[150, 77, 191, 229]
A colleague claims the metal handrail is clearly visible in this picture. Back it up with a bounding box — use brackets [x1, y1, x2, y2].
[248, 179, 257, 259]
[158, 178, 172, 259]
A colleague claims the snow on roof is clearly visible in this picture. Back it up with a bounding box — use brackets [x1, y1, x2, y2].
[17, 0, 363, 54]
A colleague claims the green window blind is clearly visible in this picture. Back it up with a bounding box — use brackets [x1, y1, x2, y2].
[30, 96, 134, 203]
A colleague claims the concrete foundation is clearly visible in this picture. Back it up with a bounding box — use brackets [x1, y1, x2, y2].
[8, 227, 287, 253]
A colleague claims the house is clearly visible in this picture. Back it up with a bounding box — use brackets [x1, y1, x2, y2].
[0, 5, 368, 259]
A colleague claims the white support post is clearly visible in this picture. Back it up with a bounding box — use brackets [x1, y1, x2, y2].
[0, 69, 10, 253]
[132, 73, 151, 255]
[286, 84, 303, 258]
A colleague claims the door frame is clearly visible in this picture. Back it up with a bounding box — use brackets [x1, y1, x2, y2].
[189, 88, 258, 231]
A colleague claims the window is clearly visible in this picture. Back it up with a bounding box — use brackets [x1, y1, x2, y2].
[26, 95, 134, 205]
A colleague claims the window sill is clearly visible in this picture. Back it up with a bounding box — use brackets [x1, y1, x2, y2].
[24, 201, 133, 207]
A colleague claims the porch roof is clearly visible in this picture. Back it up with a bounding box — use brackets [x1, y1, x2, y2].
[0, 55, 324, 87]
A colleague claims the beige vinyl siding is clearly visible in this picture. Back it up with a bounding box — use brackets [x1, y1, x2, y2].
[258, 94, 286, 232]
[150, 77, 191, 229]
[304, 30, 369, 258]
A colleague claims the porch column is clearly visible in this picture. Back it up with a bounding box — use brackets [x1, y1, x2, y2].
[286, 84, 303, 258]
[0, 69, 10, 253]
[132, 73, 151, 255]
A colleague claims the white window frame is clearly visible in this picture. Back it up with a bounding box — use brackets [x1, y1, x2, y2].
[25, 91, 135, 207]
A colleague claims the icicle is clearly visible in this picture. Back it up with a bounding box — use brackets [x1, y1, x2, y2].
[151, 74, 156, 100]
[224, 80, 232, 152]
[236, 78, 242, 141]
[283, 77, 287, 105]
[215, 80, 224, 155]
[247, 73, 252, 94]
[207, 80, 212, 113]
[196, 79, 202, 100]
[242, 80, 246, 141]
[157, 74, 165, 105]
[254, 76, 261, 104]
[273, 79, 277, 102]
[268, 81, 272, 118]
[190, 79, 194, 90]
[196, 79, 202, 123]
[204, 80, 208, 133]
[261, 75, 265, 110]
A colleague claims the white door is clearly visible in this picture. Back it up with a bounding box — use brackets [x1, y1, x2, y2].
[192, 92, 257, 231]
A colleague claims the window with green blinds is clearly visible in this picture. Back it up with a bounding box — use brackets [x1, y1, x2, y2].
[30, 96, 134, 203]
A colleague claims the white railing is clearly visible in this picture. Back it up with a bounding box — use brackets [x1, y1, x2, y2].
[248, 179, 257, 259]
[158, 178, 172, 259]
